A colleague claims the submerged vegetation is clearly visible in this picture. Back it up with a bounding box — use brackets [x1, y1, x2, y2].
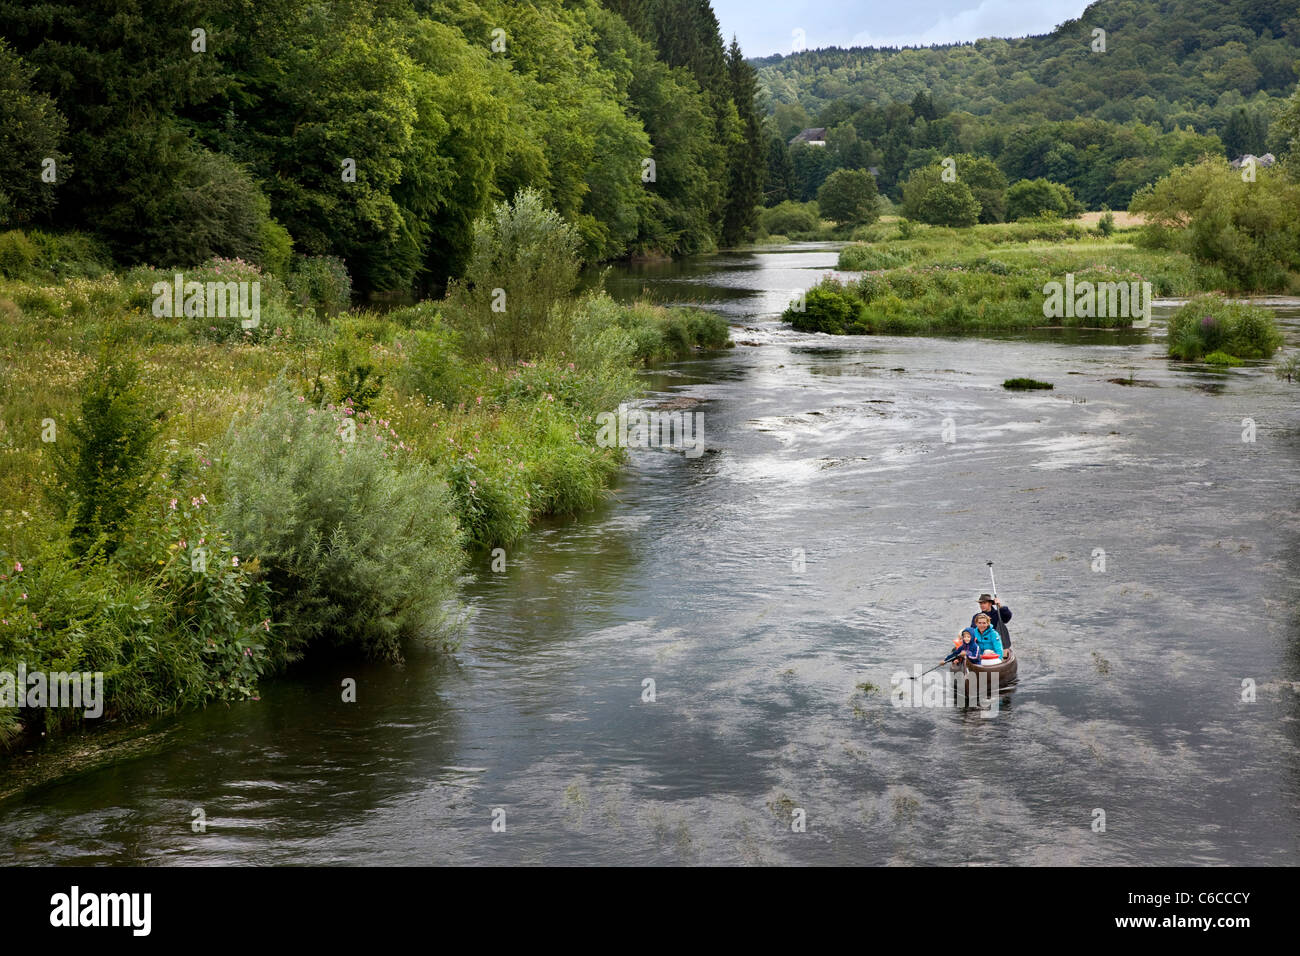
[1003, 379, 1054, 390]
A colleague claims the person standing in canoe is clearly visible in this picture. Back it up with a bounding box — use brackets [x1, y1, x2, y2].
[973, 593, 1011, 648]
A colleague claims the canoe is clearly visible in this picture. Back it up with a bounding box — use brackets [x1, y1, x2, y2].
[949, 647, 1018, 685]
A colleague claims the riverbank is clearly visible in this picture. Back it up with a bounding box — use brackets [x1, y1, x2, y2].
[0, 247, 731, 754]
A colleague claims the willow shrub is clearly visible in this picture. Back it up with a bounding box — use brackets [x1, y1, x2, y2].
[447, 188, 583, 367]
[219, 384, 464, 663]
[1166, 296, 1282, 361]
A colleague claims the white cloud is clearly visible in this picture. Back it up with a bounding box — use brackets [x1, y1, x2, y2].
[848, 0, 1088, 49]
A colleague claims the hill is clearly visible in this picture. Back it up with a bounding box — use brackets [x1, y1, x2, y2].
[752, 0, 1298, 209]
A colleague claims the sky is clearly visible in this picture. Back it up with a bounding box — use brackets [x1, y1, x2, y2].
[712, 0, 1095, 58]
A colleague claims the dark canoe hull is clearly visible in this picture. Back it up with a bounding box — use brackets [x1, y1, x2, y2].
[949, 647, 1018, 685]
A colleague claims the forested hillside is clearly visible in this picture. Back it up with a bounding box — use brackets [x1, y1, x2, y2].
[0, 0, 764, 293]
[754, 0, 1298, 209]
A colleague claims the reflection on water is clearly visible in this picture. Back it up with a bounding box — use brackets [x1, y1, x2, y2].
[2, 245, 1298, 865]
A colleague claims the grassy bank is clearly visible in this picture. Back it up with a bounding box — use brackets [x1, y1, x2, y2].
[0, 228, 730, 751]
[788, 220, 1228, 335]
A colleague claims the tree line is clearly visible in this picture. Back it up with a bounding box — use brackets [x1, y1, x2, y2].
[756, 0, 1297, 213]
[0, 0, 765, 294]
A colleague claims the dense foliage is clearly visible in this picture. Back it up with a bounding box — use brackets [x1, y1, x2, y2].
[0, 0, 765, 294]
[754, 0, 1292, 209]
[1130, 158, 1300, 290]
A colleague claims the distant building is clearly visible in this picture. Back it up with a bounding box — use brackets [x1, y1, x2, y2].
[789, 127, 827, 147]
[1230, 153, 1275, 169]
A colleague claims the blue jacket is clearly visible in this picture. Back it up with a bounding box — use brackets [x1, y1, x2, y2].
[950, 632, 981, 662]
[969, 624, 1003, 659]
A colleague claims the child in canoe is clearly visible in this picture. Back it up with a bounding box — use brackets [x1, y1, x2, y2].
[948, 627, 984, 665]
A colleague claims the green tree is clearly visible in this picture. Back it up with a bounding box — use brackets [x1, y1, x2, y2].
[763, 134, 796, 205]
[948, 154, 1008, 223]
[901, 166, 980, 226]
[722, 37, 765, 245]
[816, 169, 879, 225]
[1006, 178, 1084, 219]
[1130, 157, 1300, 290]
[0, 40, 67, 227]
[47, 352, 162, 555]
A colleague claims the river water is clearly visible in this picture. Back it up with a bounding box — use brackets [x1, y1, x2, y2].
[3, 243, 1299, 865]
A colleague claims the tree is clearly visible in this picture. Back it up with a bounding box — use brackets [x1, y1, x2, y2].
[763, 134, 796, 205]
[0, 40, 67, 227]
[1007, 178, 1084, 220]
[1129, 157, 1300, 290]
[816, 169, 879, 225]
[1223, 107, 1269, 157]
[901, 166, 980, 226]
[948, 154, 1008, 223]
[48, 352, 162, 555]
[722, 37, 765, 245]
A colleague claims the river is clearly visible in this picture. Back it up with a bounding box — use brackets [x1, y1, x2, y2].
[3, 242, 1298, 865]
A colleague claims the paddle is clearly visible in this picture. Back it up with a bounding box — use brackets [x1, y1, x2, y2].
[912, 645, 965, 680]
[986, 559, 1011, 649]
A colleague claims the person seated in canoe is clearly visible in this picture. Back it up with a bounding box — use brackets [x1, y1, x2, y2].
[973, 593, 1011, 647]
[963, 612, 1004, 662]
[947, 627, 983, 665]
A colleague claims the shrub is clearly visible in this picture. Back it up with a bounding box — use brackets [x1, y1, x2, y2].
[25, 230, 113, 278]
[1204, 350, 1243, 366]
[46, 352, 163, 554]
[1003, 378, 1054, 390]
[395, 320, 471, 409]
[760, 201, 820, 236]
[288, 255, 352, 317]
[1274, 352, 1300, 383]
[446, 188, 583, 367]
[0, 229, 38, 278]
[1166, 295, 1282, 361]
[786, 278, 860, 333]
[1007, 178, 1083, 220]
[258, 218, 294, 280]
[1130, 158, 1300, 291]
[219, 384, 464, 663]
[435, 423, 531, 549]
[1098, 211, 1116, 236]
